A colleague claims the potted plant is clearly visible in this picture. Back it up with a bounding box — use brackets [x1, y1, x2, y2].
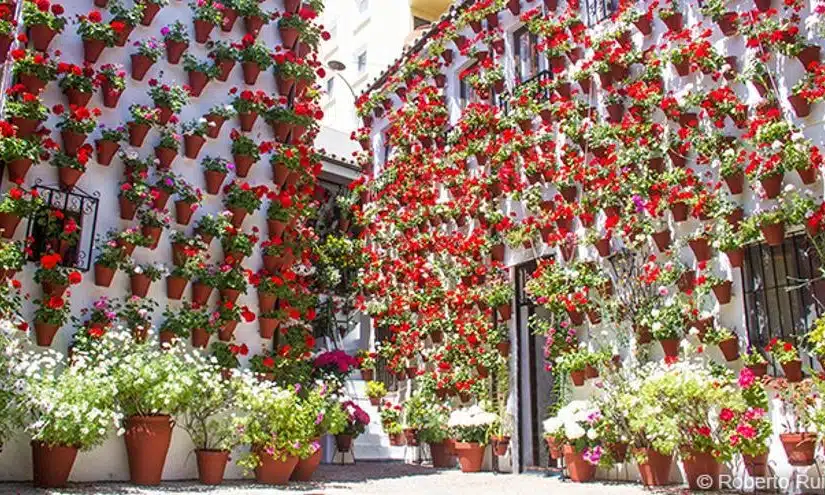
[701, 326, 739, 362]
[237, 34, 273, 84]
[204, 103, 236, 137]
[131, 37, 163, 81]
[355, 349, 377, 381]
[136, 0, 168, 25]
[222, 180, 267, 228]
[194, 212, 231, 245]
[202, 156, 234, 194]
[11, 48, 58, 94]
[125, 261, 167, 298]
[95, 124, 125, 166]
[54, 104, 100, 155]
[720, 368, 772, 477]
[231, 89, 272, 131]
[127, 104, 160, 146]
[5, 84, 48, 137]
[93, 232, 127, 287]
[207, 40, 239, 82]
[22, 0, 66, 51]
[160, 302, 210, 347]
[365, 381, 387, 406]
[137, 207, 170, 249]
[21, 355, 118, 488]
[291, 387, 348, 481]
[230, 128, 265, 177]
[154, 126, 180, 169]
[765, 337, 802, 382]
[173, 180, 202, 226]
[77, 9, 118, 62]
[0, 185, 43, 239]
[447, 406, 497, 473]
[34, 253, 80, 297]
[235, 0, 269, 37]
[118, 179, 151, 220]
[51, 146, 93, 190]
[148, 81, 190, 124]
[116, 296, 157, 342]
[161, 21, 189, 64]
[33, 295, 70, 346]
[190, 0, 224, 43]
[180, 118, 209, 159]
[336, 400, 370, 453]
[182, 53, 219, 97]
[775, 380, 818, 466]
[110, 1, 144, 46]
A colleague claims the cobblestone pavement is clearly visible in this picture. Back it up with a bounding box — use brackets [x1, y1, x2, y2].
[0, 462, 690, 495]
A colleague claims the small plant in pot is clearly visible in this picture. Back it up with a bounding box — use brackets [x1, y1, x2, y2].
[54, 104, 100, 155]
[93, 234, 126, 287]
[182, 53, 219, 97]
[137, 207, 170, 249]
[542, 401, 609, 481]
[20, 353, 118, 488]
[365, 380, 387, 406]
[337, 400, 370, 453]
[203, 102, 236, 137]
[700, 326, 739, 362]
[230, 128, 265, 177]
[207, 41, 239, 82]
[32, 295, 71, 347]
[180, 118, 209, 160]
[189, 0, 225, 43]
[77, 9, 119, 62]
[95, 124, 126, 166]
[775, 379, 818, 467]
[51, 147, 93, 190]
[34, 253, 81, 298]
[0, 132, 51, 184]
[355, 349, 377, 381]
[219, 226, 257, 267]
[124, 260, 167, 298]
[106, 329, 205, 486]
[161, 21, 190, 64]
[118, 178, 151, 220]
[291, 387, 348, 482]
[126, 104, 160, 146]
[233, 382, 317, 485]
[0, 185, 44, 239]
[236, 34, 273, 84]
[11, 48, 58, 95]
[765, 337, 803, 382]
[448, 406, 497, 473]
[405, 391, 454, 467]
[154, 125, 180, 170]
[209, 299, 254, 342]
[235, 0, 270, 37]
[222, 180, 267, 228]
[148, 80, 190, 124]
[210, 341, 247, 377]
[21, 0, 67, 51]
[202, 156, 234, 195]
[109, 2, 144, 46]
[130, 37, 163, 81]
[116, 295, 158, 342]
[5, 84, 49, 137]
[173, 180, 202, 226]
[160, 302, 210, 347]
[231, 88, 273, 130]
[194, 211, 232, 245]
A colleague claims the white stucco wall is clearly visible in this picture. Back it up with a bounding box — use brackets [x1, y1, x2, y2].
[363, 0, 825, 483]
[0, 0, 330, 482]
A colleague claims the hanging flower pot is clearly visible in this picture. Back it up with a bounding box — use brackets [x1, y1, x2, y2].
[259, 316, 277, 339]
[213, 58, 235, 82]
[128, 122, 151, 147]
[228, 207, 247, 228]
[154, 146, 177, 170]
[743, 452, 768, 477]
[712, 280, 732, 304]
[101, 81, 123, 108]
[191, 327, 210, 348]
[124, 415, 173, 485]
[254, 448, 298, 485]
[31, 441, 78, 488]
[64, 88, 92, 107]
[219, 288, 240, 304]
[95, 139, 120, 166]
[651, 230, 671, 251]
[233, 154, 255, 177]
[18, 72, 46, 94]
[633, 15, 652, 35]
[797, 45, 821, 71]
[34, 321, 59, 346]
[688, 237, 712, 261]
[205, 114, 226, 138]
[119, 196, 138, 221]
[29, 24, 56, 51]
[725, 248, 743, 268]
[166, 40, 188, 64]
[141, 225, 162, 249]
[166, 275, 187, 300]
[291, 445, 323, 481]
[659, 338, 679, 358]
[562, 444, 596, 482]
[131, 54, 154, 81]
[42, 280, 67, 298]
[192, 282, 213, 305]
[239, 111, 257, 131]
[788, 94, 811, 118]
[760, 173, 783, 198]
[0, 211, 20, 239]
[244, 15, 265, 37]
[187, 70, 209, 97]
[114, 22, 133, 46]
[61, 130, 87, 156]
[662, 13, 683, 32]
[760, 221, 785, 247]
[196, 450, 229, 485]
[570, 369, 585, 386]
[130, 273, 152, 297]
[58, 167, 84, 190]
[497, 303, 511, 320]
[174, 200, 196, 226]
[723, 171, 744, 194]
[718, 336, 739, 361]
[193, 19, 214, 44]
[83, 38, 106, 63]
[184, 134, 206, 159]
[267, 219, 286, 239]
[779, 432, 816, 466]
[221, 6, 237, 31]
[11, 116, 39, 137]
[594, 238, 611, 257]
[781, 359, 803, 382]
[671, 202, 688, 222]
[672, 60, 690, 77]
[219, 321, 237, 341]
[716, 12, 738, 36]
[94, 263, 116, 287]
[0, 34, 11, 60]
[241, 62, 261, 85]
[454, 442, 485, 473]
[636, 448, 673, 486]
[797, 165, 819, 184]
[203, 170, 227, 195]
[682, 450, 720, 490]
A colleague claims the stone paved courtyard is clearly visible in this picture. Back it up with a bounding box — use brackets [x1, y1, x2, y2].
[0, 462, 702, 495]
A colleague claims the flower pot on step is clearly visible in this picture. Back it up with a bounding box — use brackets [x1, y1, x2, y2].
[563, 444, 596, 482]
[196, 449, 229, 485]
[254, 449, 298, 485]
[760, 222, 785, 246]
[335, 434, 352, 452]
[454, 442, 485, 473]
[291, 445, 322, 481]
[124, 415, 173, 485]
[31, 441, 78, 488]
[781, 359, 803, 382]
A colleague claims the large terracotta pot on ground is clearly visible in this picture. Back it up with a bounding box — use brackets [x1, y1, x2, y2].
[562, 444, 596, 482]
[196, 449, 229, 485]
[124, 415, 173, 485]
[454, 442, 485, 473]
[780, 432, 816, 466]
[636, 448, 673, 486]
[682, 450, 720, 490]
[254, 449, 298, 485]
[291, 445, 323, 481]
[429, 441, 456, 468]
[31, 441, 78, 488]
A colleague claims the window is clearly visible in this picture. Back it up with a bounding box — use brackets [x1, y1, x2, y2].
[513, 27, 541, 83]
[357, 0, 369, 13]
[356, 51, 367, 73]
[326, 77, 335, 96]
[582, 0, 617, 26]
[413, 16, 431, 29]
[742, 233, 824, 369]
[458, 63, 494, 109]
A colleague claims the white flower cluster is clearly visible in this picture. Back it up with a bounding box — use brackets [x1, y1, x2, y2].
[447, 405, 498, 428]
[542, 400, 599, 441]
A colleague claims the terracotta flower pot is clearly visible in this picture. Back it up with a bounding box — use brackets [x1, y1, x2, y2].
[798, 45, 821, 71]
[155, 147, 177, 170]
[233, 154, 255, 177]
[193, 19, 214, 44]
[689, 237, 712, 261]
[83, 38, 106, 63]
[492, 436, 510, 456]
[258, 292, 276, 313]
[196, 449, 229, 485]
[242, 62, 261, 85]
[430, 441, 456, 468]
[496, 341, 510, 358]
[187, 71, 209, 97]
[797, 165, 819, 185]
[192, 282, 213, 305]
[96, 139, 120, 166]
[205, 114, 226, 138]
[29, 24, 56, 51]
[714, 13, 737, 36]
[662, 13, 683, 32]
[157, 106, 173, 125]
[238, 111, 257, 131]
[546, 437, 563, 459]
[788, 94, 811, 118]
[570, 369, 586, 386]
[279, 24, 299, 48]
[18, 72, 46, 94]
[184, 134, 206, 159]
[215, 59, 235, 82]
[454, 442, 485, 473]
[291, 446, 322, 481]
[139, 1, 161, 25]
[128, 122, 151, 146]
[165, 40, 188, 64]
[31, 441, 78, 488]
[0, 212, 20, 239]
[760, 173, 783, 198]
[562, 444, 596, 482]
[404, 428, 420, 446]
[11, 116, 39, 137]
[119, 196, 138, 221]
[64, 88, 92, 107]
[228, 207, 247, 228]
[191, 327, 210, 349]
[335, 434, 353, 452]
[59, 167, 84, 189]
[6, 158, 32, 184]
[221, 7, 237, 31]
[203, 170, 227, 195]
[497, 303, 511, 321]
[636, 448, 673, 486]
[760, 222, 785, 247]
[659, 338, 679, 358]
[725, 248, 744, 268]
[258, 317, 277, 339]
[682, 450, 720, 490]
[101, 84, 121, 107]
[141, 225, 162, 249]
[254, 449, 298, 485]
[780, 432, 816, 466]
[61, 130, 87, 156]
[267, 219, 286, 239]
[124, 415, 173, 485]
[744, 452, 768, 477]
[174, 200, 196, 226]
[781, 359, 803, 382]
[244, 15, 265, 37]
[131, 54, 154, 81]
[218, 321, 237, 342]
[94, 263, 116, 287]
[114, 22, 133, 46]
[652, 230, 671, 251]
[130, 273, 152, 297]
[718, 337, 739, 361]
[671, 202, 688, 222]
[166, 275, 187, 300]
[712, 280, 732, 304]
